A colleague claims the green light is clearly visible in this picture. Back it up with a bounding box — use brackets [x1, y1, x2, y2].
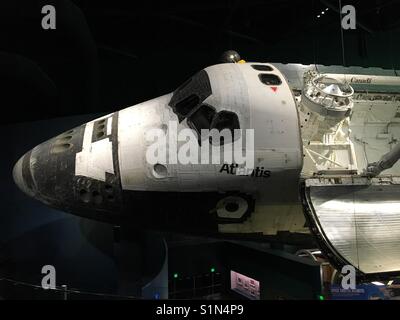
[211, 267, 215, 273]
[318, 295, 325, 301]
[173, 273, 178, 279]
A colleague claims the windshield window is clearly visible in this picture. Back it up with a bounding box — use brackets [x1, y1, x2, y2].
[169, 70, 212, 120]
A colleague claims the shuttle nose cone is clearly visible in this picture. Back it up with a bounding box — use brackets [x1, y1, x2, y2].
[12, 126, 85, 209]
[12, 118, 123, 222]
[13, 152, 35, 198]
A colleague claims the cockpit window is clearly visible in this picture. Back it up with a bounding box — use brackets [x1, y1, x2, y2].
[251, 64, 273, 71]
[210, 111, 240, 145]
[211, 111, 240, 132]
[176, 77, 192, 91]
[258, 73, 282, 86]
[169, 69, 242, 146]
[169, 70, 212, 121]
[175, 94, 200, 117]
[188, 104, 216, 136]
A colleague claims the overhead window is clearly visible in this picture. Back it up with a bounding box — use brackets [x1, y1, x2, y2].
[174, 94, 200, 117]
[188, 104, 216, 137]
[258, 73, 282, 86]
[251, 64, 273, 71]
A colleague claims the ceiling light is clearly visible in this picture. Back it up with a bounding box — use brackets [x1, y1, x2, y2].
[372, 281, 385, 286]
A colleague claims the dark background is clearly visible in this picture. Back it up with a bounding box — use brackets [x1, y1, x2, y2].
[1, 0, 400, 124]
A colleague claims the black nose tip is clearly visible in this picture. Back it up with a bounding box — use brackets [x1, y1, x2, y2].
[13, 152, 35, 198]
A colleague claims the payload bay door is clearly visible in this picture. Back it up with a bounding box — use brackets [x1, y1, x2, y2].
[303, 177, 400, 275]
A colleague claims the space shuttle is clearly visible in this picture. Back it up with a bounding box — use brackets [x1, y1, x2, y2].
[13, 51, 400, 278]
